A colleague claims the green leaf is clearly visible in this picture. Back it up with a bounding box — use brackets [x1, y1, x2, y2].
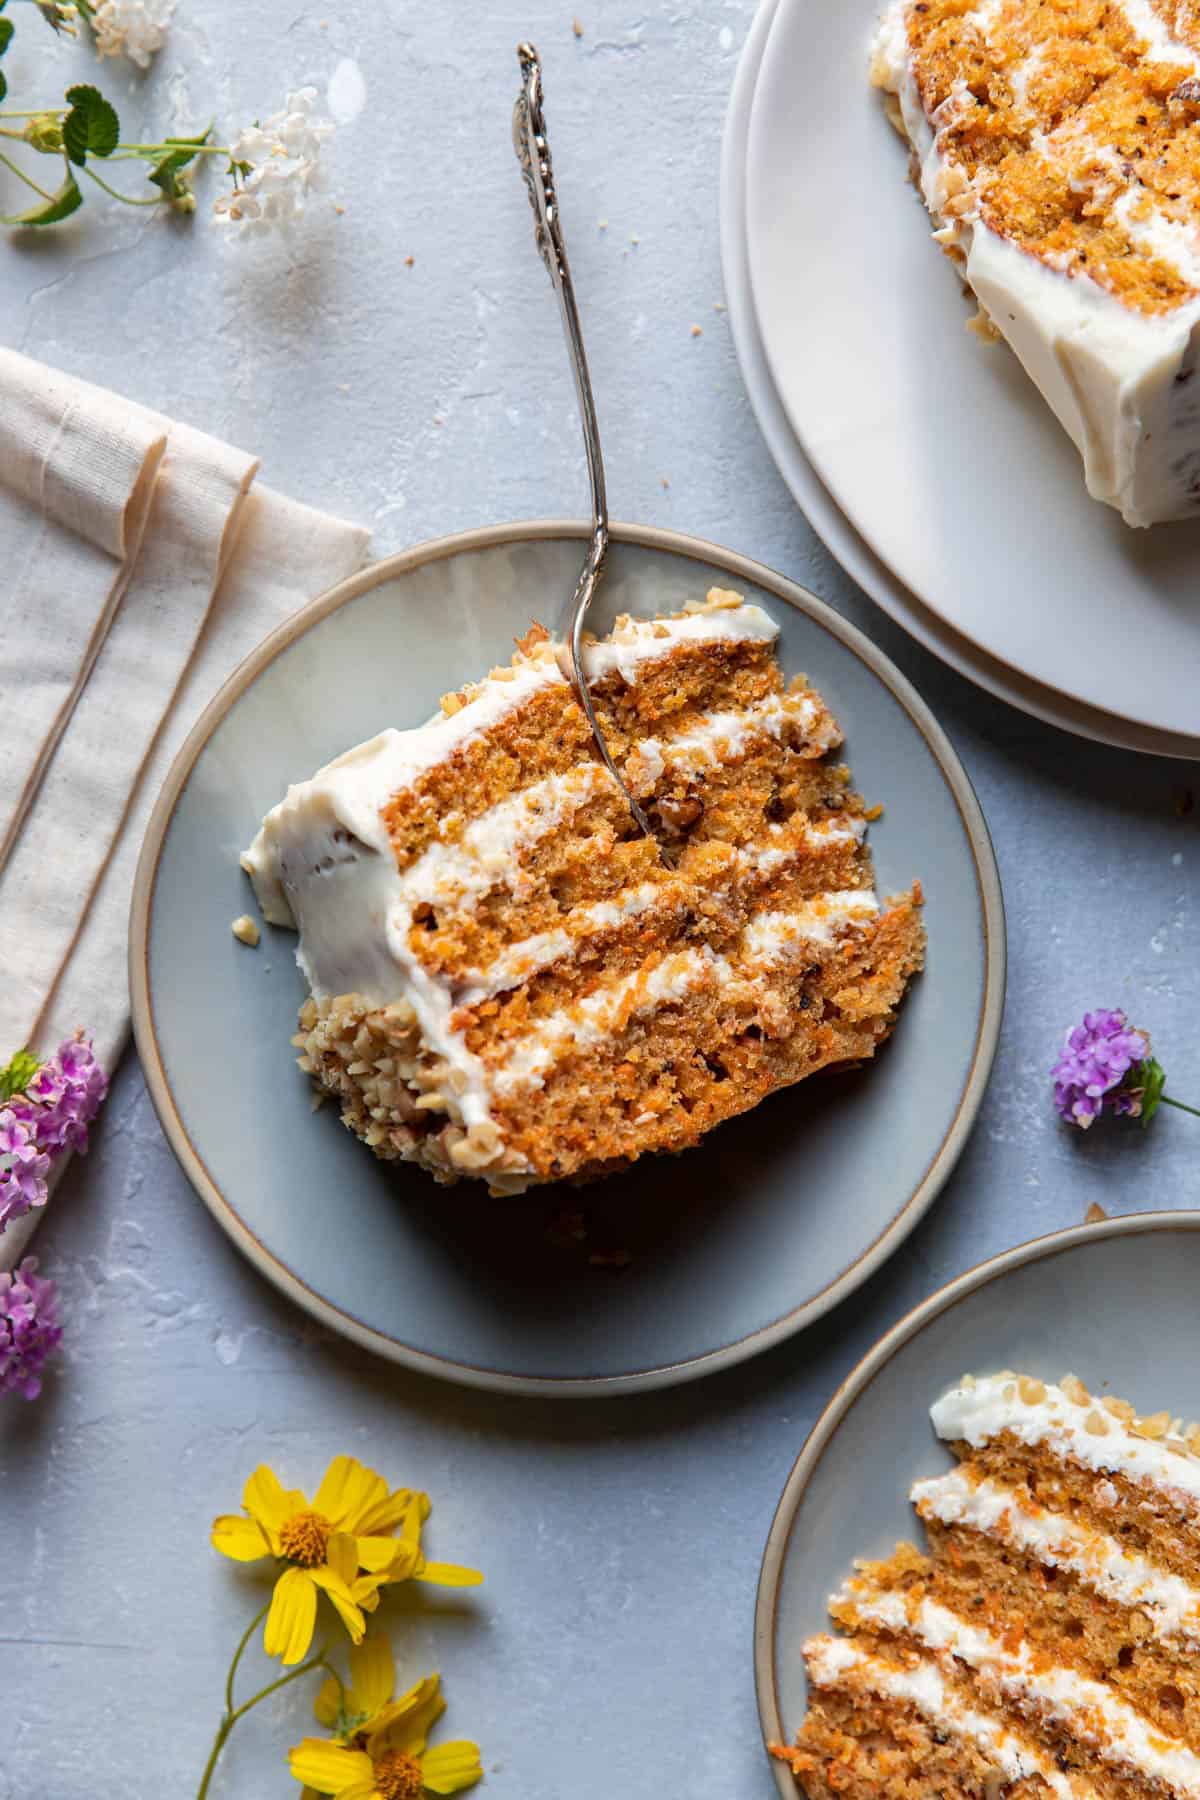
[0, 1048, 41, 1103]
[0, 70, 7, 104]
[147, 126, 210, 201]
[0, 18, 13, 52]
[3, 168, 83, 226]
[1137, 1056, 1167, 1129]
[63, 83, 120, 165]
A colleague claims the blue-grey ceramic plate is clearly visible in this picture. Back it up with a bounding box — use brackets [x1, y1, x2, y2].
[130, 522, 1004, 1395]
[756, 1213, 1200, 1790]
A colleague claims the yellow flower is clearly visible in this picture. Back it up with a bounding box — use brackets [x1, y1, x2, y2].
[377, 1492, 483, 1595]
[290, 1641, 482, 1799]
[211, 1457, 422, 1664]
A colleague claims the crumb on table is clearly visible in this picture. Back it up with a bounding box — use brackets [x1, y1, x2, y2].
[231, 914, 261, 948]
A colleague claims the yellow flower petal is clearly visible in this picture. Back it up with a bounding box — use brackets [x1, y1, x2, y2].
[326, 1529, 359, 1587]
[210, 1513, 270, 1562]
[313, 1455, 388, 1532]
[347, 1631, 395, 1720]
[380, 1540, 421, 1586]
[333, 1783, 378, 1800]
[415, 1561, 484, 1589]
[420, 1741, 485, 1794]
[365, 1674, 443, 1757]
[288, 1737, 373, 1793]
[355, 1534, 403, 1574]
[313, 1673, 341, 1729]
[352, 1485, 421, 1537]
[264, 1567, 318, 1665]
[352, 1576, 383, 1614]
[310, 1565, 366, 1645]
[243, 1464, 304, 1550]
[400, 1497, 429, 1547]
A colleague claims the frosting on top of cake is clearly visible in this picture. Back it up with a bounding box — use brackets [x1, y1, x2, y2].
[932, 1371, 1200, 1501]
[871, 0, 1200, 523]
[578, 595, 777, 683]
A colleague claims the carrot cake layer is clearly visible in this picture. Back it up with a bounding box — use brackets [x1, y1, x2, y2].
[775, 1369, 1200, 1798]
[871, 0, 1200, 524]
[241, 591, 924, 1194]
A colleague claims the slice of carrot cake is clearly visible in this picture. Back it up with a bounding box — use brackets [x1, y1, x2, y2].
[872, 0, 1200, 525]
[776, 1369, 1200, 1798]
[241, 591, 924, 1195]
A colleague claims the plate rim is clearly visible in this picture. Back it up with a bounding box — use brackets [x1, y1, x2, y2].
[743, 0, 1200, 744]
[753, 1208, 1200, 1791]
[129, 517, 1006, 1398]
[719, 0, 1200, 762]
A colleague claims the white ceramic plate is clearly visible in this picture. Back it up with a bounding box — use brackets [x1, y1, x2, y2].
[745, 0, 1200, 743]
[721, 0, 1200, 759]
[755, 1212, 1200, 1793]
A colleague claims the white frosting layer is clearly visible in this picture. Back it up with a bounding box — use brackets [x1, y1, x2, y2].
[491, 885, 880, 1094]
[805, 1635, 1085, 1800]
[843, 1582, 1200, 1794]
[452, 879, 669, 1005]
[494, 944, 729, 1094]
[633, 691, 826, 784]
[914, 1466, 1200, 1646]
[579, 601, 778, 683]
[743, 890, 878, 960]
[931, 1372, 1200, 1506]
[872, 0, 1200, 526]
[453, 816, 867, 1004]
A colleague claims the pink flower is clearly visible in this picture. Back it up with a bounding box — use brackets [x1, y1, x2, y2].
[0, 1108, 51, 1230]
[0, 1258, 63, 1399]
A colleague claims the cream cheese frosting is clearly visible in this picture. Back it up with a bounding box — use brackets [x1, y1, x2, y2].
[913, 1466, 1200, 1647]
[804, 1634, 1090, 1799]
[839, 1581, 1200, 1793]
[931, 1371, 1200, 1505]
[871, 0, 1200, 526]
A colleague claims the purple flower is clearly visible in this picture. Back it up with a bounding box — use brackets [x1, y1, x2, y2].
[0, 1108, 51, 1229]
[0, 1257, 63, 1399]
[1051, 1008, 1151, 1129]
[14, 1035, 108, 1156]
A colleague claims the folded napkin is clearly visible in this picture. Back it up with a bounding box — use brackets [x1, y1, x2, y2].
[0, 348, 370, 1268]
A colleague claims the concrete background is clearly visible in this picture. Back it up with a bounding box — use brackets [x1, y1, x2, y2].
[1, 2, 1198, 1794]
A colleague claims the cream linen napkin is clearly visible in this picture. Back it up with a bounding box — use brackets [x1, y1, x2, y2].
[0, 348, 370, 1269]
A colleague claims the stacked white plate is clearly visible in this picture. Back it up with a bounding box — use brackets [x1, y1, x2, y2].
[722, 0, 1200, 757]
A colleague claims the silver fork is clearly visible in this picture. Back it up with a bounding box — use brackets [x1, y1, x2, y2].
[512, 41, 661, 848]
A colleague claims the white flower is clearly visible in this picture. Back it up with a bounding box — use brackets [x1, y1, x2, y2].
[91, 0, 174, 68]
[212, 88, 336, 235]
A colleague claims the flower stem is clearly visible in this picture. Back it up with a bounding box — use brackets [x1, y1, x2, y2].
[226, 1654, 325, 1728]
[0, 148, 58, 201]
[111, 142, 229, 157]
[195, 1605, 328, 1798]
[226, 1600, 269, 1716]
[1162, 1095, 1200, 1119]
[195, 1601, 268, 1800]
[82, 164, 163, 206]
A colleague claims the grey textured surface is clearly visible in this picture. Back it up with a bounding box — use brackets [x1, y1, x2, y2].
[0, 2, 1197, 1794]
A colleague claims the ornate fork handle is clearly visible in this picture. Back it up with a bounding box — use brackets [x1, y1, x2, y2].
[512, 42, 659, 846]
